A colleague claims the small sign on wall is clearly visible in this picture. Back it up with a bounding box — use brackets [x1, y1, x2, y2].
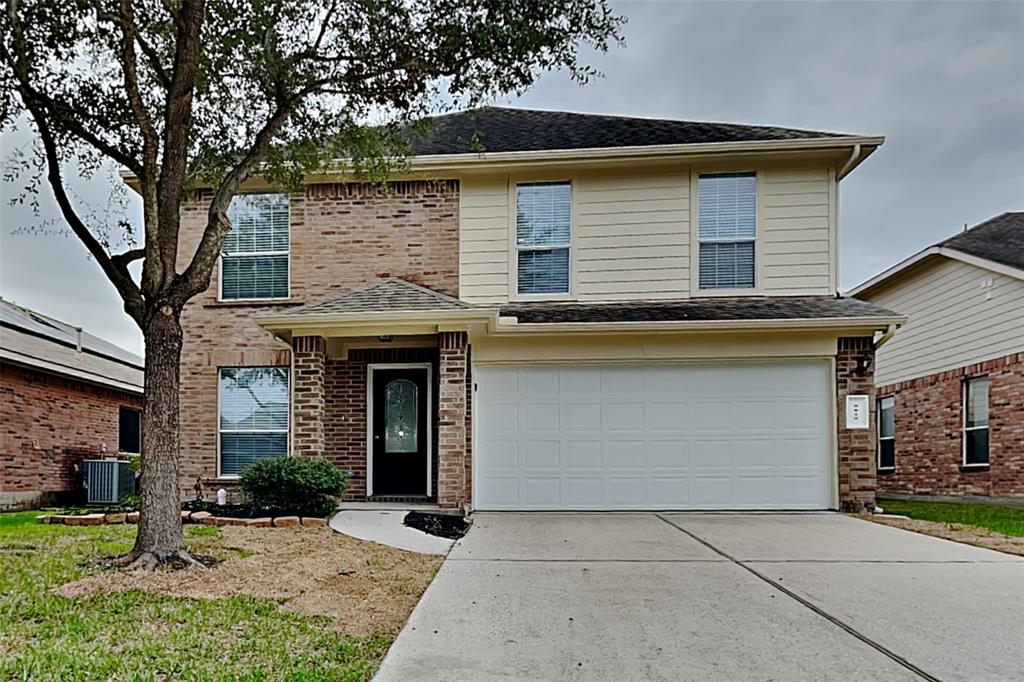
[845, 395, 870, 429]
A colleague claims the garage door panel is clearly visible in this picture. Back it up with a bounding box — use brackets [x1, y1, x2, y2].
[475, 362, 831, 510]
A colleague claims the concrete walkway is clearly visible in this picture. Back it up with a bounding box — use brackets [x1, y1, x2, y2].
[374, 513, 1024, 681]
[329, 509, 454, 555]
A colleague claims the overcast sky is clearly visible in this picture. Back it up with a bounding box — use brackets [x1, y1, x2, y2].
[1, 0, 1022, 357]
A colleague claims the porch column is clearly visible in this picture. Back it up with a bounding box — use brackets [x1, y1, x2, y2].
[836, 336, 877, 512]
[438, 331, 468, 509]
[292, 335, 326, 458]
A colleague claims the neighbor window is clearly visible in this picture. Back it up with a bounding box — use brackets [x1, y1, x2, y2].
[220, 193, 290, 300]
[218, 367, 289, 476]
[516, 181, 571, 295]
[698, 172, 756, 289]
[118, 406, 141, 455]
[963, 377, 989, 466]
[877, 396, 895, 470]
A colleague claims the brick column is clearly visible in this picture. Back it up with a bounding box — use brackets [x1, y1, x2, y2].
[292, 335, 326, 458]
[437, 331, 468, 509]
[837, 336, 877, 512]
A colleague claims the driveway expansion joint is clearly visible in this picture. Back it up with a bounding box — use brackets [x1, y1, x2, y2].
[655, 514, 944, 682]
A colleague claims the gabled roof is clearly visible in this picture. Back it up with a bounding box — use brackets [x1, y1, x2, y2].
[938, 212, 1024, 271]
[850, 212, 1024, 297]
[409, 107, 864, 156]
[500, 296, 901, 325]
[0, 298, 144, 393]
[275, 277, 473, 318]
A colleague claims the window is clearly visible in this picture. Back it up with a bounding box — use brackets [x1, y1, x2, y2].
[218, 367, 289, 476]
[220, 193, 290, 300]
[877, 396, 895, 470]
[698, 172, 756, 289]
[516, 181, 571, 295]
[963, 377, 989, 466]
[118, 406, 141, 454]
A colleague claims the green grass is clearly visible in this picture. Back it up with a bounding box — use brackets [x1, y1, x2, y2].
[0, 511, 390, 681]
[878, 498, 1024, 537]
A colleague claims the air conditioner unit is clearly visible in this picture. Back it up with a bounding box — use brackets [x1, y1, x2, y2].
[83, 460, 137, 504]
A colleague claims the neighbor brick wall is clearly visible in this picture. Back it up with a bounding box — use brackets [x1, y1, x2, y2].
[176, 180, 459, 500]
[877, 351, 1023, 498]
[836, 337, 877, 512]
[0, 363, 143, 509]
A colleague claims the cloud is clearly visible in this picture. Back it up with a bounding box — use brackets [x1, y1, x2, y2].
[2, 0, 1021, 355]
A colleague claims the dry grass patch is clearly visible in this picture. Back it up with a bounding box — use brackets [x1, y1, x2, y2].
[861, 514, 1024, 556]
[55, 525, 443, 637]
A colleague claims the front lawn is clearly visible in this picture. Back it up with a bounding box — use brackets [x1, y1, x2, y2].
[0, 511, 440, 681]
[878, 498, 1024, 537]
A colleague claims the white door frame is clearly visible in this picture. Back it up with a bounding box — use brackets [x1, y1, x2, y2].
[366, 363, 433, 497]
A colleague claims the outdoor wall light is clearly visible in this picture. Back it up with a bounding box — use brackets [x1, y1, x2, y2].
[855, 354, 873, 375]
[378, 335, 393, 343]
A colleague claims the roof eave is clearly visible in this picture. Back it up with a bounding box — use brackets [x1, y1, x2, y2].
[850, 246, 1024, 298]
[119, 135, 885, 187]
[254, 307, 495, 332]
[482, 314, 904, 335]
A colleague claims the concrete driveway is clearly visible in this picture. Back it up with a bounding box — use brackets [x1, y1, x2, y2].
[374, 513, 1023, 682]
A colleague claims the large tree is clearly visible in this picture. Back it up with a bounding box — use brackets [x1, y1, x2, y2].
[0, 0, 622, 568]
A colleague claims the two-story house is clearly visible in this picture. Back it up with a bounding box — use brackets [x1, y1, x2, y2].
[175, 107, 902, 513]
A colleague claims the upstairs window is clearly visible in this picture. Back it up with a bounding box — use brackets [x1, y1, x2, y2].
[516, 181, 571, 295]
[877, 396, 895, 470]
[221, 193, 290, 300]
[963, 377, 989, 466]
[698, 172, 756, 289]
[218, 367, 289, 476]
[118, 406, 141, 455]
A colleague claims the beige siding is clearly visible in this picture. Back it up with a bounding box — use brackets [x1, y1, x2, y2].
[759, 166, 833, 296]
[458, 163, 836, 304]
[459, 175, 510, 303]
[868, 259, 1024, 385]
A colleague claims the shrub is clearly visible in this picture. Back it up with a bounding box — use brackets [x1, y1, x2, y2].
[239, 457, 347, 518]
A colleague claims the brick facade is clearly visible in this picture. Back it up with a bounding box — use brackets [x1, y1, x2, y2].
[1, 363, 143, 509]
[877, 352, 1024, 498]
[292, 336, 326, 458]
[176, 180, 459, 499]
[437, 332, 469, 509]
[836, 337, 878, 512]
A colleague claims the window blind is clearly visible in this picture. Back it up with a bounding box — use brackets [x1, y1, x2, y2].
[698, 173, 756, 289]
[221, 193, 290, 300]
[516, 182, 571, 294]
[219, 367, 289, 475]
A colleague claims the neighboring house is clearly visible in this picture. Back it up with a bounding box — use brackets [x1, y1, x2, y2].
[0, 298, 144, 510]
[171, 107, 903, 513]
[851, 212, 1024, 500]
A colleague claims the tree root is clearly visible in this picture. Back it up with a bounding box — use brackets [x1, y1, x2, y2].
[111, 549, 210, 571]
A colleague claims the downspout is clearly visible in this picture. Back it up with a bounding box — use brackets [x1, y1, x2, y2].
[837, 143, 862, 180]
[875, 323, 897, 349]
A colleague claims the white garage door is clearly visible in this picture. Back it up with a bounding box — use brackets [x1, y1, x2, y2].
[474, 362, 832, 511]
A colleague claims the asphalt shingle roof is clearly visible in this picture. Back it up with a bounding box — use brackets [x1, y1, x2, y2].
[407, 107, 857, 156]
[0, 298, 144, 392]
[500, 296, 899, 324]
[281, 278, 473, 317]
[939, 212, 1024, 271]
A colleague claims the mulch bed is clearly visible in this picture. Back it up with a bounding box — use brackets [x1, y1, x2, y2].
[403, 511, 470, 539]
[859, 514, 1024, 556]
[182, 500, 264, 518]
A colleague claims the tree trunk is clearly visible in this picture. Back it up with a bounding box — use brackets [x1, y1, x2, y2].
[120, 304, 203, 570]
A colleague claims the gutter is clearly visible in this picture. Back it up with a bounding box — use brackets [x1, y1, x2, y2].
[875, 323, 898, 349]
[836, 143, 862, 180]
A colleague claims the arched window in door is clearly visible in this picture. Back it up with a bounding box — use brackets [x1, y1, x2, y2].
[385, 379, 418, 452]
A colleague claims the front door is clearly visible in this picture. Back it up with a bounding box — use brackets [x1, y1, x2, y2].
[372, 367, 429, 496]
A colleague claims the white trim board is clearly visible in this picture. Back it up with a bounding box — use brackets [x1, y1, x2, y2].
[849, 246, 1024, 298]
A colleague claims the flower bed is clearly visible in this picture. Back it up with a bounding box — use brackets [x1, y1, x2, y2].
[38, 511, 329, 527]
